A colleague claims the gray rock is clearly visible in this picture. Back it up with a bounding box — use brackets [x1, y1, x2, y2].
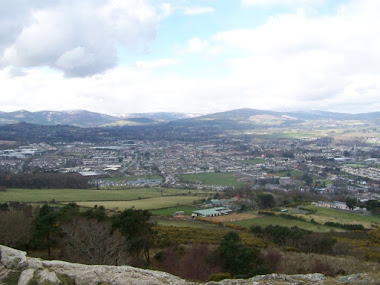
[0, 245, 27, 270]
[338, 274, 375, 284]
[291, 273, 327, 282]
[18, 268, 35, 285]
[26, 257, 44, 270]
[0, 245, 378, 285]
[38, 268, 62, 285]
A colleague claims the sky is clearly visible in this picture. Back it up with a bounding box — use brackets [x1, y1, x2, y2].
[0, 0, 380, 115]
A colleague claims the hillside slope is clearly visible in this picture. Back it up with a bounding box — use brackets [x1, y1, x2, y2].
[0, 245, 377, 284]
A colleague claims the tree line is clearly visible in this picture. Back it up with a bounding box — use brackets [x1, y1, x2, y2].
[0, 173, 89, 189]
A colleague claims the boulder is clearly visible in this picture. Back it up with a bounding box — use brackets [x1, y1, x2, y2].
[0, 245, 377, 285]
[0, 245, 27, 270]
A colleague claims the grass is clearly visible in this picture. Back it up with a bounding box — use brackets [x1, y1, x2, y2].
[301, 205, 380, 226]
[277, 250, 380, 276]
[152, 217, 222, 229]
[0, 188, 210, 203]
[230, 214, 340, 233]
[75, 196, 207, 210]
[272, 170, 304, 177]
[179, 172, 243, 187]
[150, 206, 200, 215]
[345, 164, 368, 168]
[107, 175, 162, 182]
[242, 158, 265, 164]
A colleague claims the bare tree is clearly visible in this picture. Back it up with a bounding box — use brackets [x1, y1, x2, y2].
[0, 210, 32, 249]
[60, 217, 129, 265]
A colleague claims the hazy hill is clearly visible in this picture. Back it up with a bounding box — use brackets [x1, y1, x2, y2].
[0, 110, 166, 127]
[0, 108, 379, 143]
[1, 108, 379, 128]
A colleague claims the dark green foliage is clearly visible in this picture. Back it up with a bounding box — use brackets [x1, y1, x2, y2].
[302, 173, 313, 186]
[238, 204, 247, 213]
[263, 225, 309, 246]
[112, 208, 156, 263]
[208, 231, 268, 278]
[258, 194, 276, 208]
[82, 205, 107, 221]
[365, 200, 380, 214]
[258, 211, 275, 216]
[324, 222, 365, 231]
[31, 204, 60, 256]
[302, 234, 337, 254]
[0, 173, 88, 189]
[250, 225, 263, 234]
[207, 272, 232, 282]
[0, 203, 9, 211]
[346, 198, 357, 211]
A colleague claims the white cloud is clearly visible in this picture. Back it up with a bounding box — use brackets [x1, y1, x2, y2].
[242, 0, 324, 7]
[0, 0, 158, 77]
[183, 7, 215, 15]
[135, 58, 181, 69]
[204, 0, 380, 112]
[177, 37, 222, 56]
[1, 0, 380, 114]
[160, 3, 173, 17]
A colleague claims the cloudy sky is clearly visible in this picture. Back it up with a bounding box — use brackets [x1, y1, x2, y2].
[1, 0, 379, 114]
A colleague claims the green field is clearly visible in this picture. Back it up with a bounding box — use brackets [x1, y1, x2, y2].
[107, 175, 162, 182]
[180, 172, 243, 187]
[344, 164, 368, 168]
[230, 214, 341, 233]
[0, 188, 209, 203]
[302, 205, 380, 226]
[150, 206, 199, 215]
[76, 196, 207, 210]
[242, 158, 265, 164]
[272, 170, 304, 177]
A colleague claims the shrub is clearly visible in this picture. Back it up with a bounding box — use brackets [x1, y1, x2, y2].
[207, 272, 231, 282]
[258, 211, 275, 216]
[250, 225, 262, 234]
[264, 249, 282, 271]
[324, 221, 365, 231]
[311, 261, 334, 276]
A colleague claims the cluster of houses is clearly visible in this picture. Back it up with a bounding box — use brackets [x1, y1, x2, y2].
[91, 178, 162, 188]
[313, 201, 365, 212]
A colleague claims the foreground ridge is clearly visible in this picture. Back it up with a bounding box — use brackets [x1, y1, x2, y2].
[0, 245, 376, 285]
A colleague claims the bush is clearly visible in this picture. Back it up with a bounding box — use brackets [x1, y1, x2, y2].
[278, 213, 306, 222]
[258, 211, 275, 216]
[264, 249, 282, 271]
[311, 261, 334, 276]
[250, 225, 262, 234]
[324, 222, 365, 231]
[207, 272, 231, 282]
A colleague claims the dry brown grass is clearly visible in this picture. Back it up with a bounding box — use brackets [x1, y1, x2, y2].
[275, 250, 380, 276]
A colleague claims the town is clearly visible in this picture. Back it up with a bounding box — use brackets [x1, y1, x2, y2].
[1, 136, 380, 207]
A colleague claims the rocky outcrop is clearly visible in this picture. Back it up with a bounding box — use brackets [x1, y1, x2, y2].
[0, 245, 377, 285]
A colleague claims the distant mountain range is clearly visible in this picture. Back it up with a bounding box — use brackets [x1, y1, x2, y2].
[0, 108, 379, 128]
[0, 110, 200, 128]
[1, 108, 379, 143]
